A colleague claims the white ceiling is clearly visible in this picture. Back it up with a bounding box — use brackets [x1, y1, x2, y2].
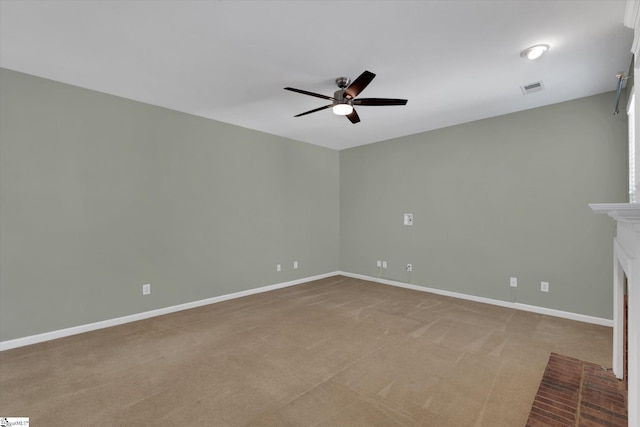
[0, 0, 634, 151]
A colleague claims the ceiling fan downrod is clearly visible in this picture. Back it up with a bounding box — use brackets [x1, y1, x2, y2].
[335, 77, 350, 89]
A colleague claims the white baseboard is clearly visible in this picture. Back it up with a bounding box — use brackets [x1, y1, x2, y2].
[0, 272, 340, 351]
[338, 271, 613, 327]
[1, 270, 611, 351]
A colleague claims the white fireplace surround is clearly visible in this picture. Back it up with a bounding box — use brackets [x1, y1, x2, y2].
[590, 203, 640, 425]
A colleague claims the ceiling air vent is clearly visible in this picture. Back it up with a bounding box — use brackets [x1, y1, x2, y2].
[521, 81, 545, 95]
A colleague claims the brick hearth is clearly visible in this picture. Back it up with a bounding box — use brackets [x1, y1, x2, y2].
[526, 353, 627, 426]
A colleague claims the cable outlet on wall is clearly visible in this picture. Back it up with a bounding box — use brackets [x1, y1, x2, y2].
[541, 281, 549, 292]
[276, 264, 281, 272]
[404, 213, 413, 226]
[142, 284, 150, 295]
[406, 264, 412, 272]
[510, 277, 518, 288]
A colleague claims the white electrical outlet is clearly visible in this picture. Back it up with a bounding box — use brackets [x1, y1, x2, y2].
[376, 260, 382, 268]
[406, 264, 412, 272]
[293, 261, 298, 269]
[276, 264, 281, 272]
[382, 261, 388, 269]
[404, 213, 413, 226]
[510, 277, 518, 288]
[142, 284, 150, 295]
[541, 281, 549, 292]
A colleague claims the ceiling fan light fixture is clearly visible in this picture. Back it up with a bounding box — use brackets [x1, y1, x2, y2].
[520, 44, 549, 60]
[332, 103, 353, 115]
[284, 70, 406, 124]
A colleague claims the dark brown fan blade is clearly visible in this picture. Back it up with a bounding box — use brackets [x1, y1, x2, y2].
[345, 71, 376, 99]
[294, 104, 333, 117]
[346, 108, 360, 124]
[284, 87, 335, 101]
[353, 98, 408, 106]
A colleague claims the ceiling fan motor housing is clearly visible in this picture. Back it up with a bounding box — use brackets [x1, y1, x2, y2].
[333, 89, 351, 107]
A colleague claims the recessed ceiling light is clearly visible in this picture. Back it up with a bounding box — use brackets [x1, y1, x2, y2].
[520, 44, 549, 60]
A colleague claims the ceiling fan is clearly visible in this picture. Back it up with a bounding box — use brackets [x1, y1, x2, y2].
[284, 70, 408, 124]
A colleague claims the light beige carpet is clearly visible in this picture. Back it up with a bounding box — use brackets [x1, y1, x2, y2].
[0, 275, 612, 426]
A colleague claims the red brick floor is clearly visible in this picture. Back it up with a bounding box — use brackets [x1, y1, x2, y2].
[526, 353, 627, 426]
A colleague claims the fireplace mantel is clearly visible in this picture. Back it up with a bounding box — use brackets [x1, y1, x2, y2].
[590, 203, 640, 222]
[590, 202, 640, 425]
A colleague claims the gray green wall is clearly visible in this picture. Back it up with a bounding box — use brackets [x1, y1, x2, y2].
[0, 69, 339, 341]
[340, 92, 627, 319]
[0, 68, 627, 342]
